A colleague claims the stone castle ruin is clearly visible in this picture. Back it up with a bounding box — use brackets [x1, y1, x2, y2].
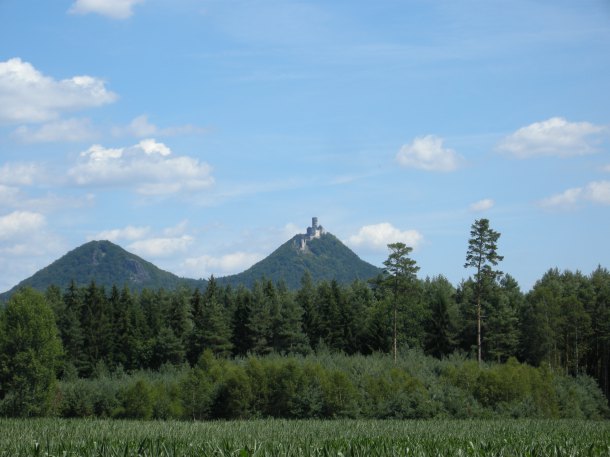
[298, 217, 326, 251]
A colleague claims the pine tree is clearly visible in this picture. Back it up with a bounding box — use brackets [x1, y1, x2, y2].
[296, 272, 320, 349]
[247, 280, 272, 355]
[231, 287, 254, 356]
[424, 276, 458, 358]
[347, 280, 376, 354]
[484, 281, 519, 363]
[201, 294, 233, 357]
[113, 286, 144, 370]
[188, 288, 206, 365]
[81, 281, 113, 376]
[274, 280, 309, 354]
[464, 218, 503, 364]
[382, 242, 420, 363]
[59, 281, 85, 374]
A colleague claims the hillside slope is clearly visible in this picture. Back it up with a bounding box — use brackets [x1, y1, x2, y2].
[0, 240, 204, 299]
[218, 233, 381, 289]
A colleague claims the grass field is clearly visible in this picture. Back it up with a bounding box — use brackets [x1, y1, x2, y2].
[0, 418, 608, 456]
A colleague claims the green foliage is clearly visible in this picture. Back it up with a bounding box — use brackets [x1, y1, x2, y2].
[48, 351, 609, 421]
[2, 236, 610, 420]
[0, 288, 63, 417]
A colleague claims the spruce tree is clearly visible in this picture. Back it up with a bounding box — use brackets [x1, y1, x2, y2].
[59, 280, 85, 374]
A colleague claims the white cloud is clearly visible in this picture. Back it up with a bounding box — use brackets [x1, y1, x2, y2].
[586, 181, 610, 205]
[89, 225, 150, 242]
[347, 222, 423, 252]
[540, 181, 610, 208]
[470, 198, 495, 212]
[138, 138, 171, 156]
[0, 162, 46, 186]
[0, 182, 95, 213]
[283, 222, 301, 238]
[602, 164, 610, 173]
[497, 117, 606, 158]
[163, 220, 189, 237]
[540, 187, 583, 208]
[0, 58, 116, 124]
[69, 0, 144, 19]
[0, 185, 20, 203]
[13, 118, 98, 143]
[115, 115, 157, 137]
[396, 135, 462, 172]
[0, 211, 46, 240]
[68, 138, 214, 195]
[128, 235, 194, 258]
[183, 252, 263, 278]
[112, 114, 208, 138]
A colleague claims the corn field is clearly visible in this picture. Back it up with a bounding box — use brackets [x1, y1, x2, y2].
[0, 419, 608, 456]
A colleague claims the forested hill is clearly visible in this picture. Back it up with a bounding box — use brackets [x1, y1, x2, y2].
[217, 233, 382, 289]
[0, 240, 205, 299]
[0, 233, 380, 300]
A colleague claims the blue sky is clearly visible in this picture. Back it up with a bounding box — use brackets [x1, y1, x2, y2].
[1, 0, 609, 293]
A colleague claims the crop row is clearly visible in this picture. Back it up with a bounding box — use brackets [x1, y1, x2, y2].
[0, 419, 608, 456]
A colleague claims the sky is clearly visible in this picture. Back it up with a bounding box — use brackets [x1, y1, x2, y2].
[1, 0, 609, 293]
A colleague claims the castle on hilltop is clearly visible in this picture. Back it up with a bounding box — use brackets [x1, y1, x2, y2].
[299, 217, 326, 251]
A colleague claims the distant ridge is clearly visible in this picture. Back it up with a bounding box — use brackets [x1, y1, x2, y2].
[0, 240, 204, 300]
[1, 218, 382, 299]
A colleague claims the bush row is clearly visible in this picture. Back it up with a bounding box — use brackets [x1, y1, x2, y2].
[53, 351, 609, 420]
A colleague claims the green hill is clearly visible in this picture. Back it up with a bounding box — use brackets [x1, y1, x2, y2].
[0, 240, 204, 300]
[218, 233, 381, 289]
[1, 225, 381, 299]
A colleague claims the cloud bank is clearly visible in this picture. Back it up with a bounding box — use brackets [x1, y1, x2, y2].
[498, 117, 606, 158]
[347, 222, 423, 252]
[183, 252, 264, 278]
[0, 58, 116, 123]
[68, 139, 214, 195]
[13, 118, 98, 143]
[541, 181, 610, 208]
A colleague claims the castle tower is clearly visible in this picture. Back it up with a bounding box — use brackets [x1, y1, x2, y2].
[312, 217, 318, 231]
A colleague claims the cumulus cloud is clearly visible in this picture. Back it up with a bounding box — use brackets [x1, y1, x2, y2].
[396, 135, 462, 172]
[470, 198, 495, 212]
[540, 181, 610, 208]
[497, 117, 606, 158]
[128, 235, 194, 258]
[69, 0, 144, 19]
[13, 118, 98, 143]
[89, 225, 150, 242]
[0, 211, 46, 240]
[0, 58, 116, 124]
[183, 252, 263, 278]
[0, 162, 47, 186]
[113, 115, 208, 138]
[0, 185, 20, 204]
[347, 222, 423, 252]
[68, 139, 214, 195]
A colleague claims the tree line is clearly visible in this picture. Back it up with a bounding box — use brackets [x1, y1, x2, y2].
[6, 263, 610, 391]
[0, 218, 609, 417]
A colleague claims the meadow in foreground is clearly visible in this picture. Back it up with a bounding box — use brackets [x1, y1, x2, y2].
[0, 418, 608, 457]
